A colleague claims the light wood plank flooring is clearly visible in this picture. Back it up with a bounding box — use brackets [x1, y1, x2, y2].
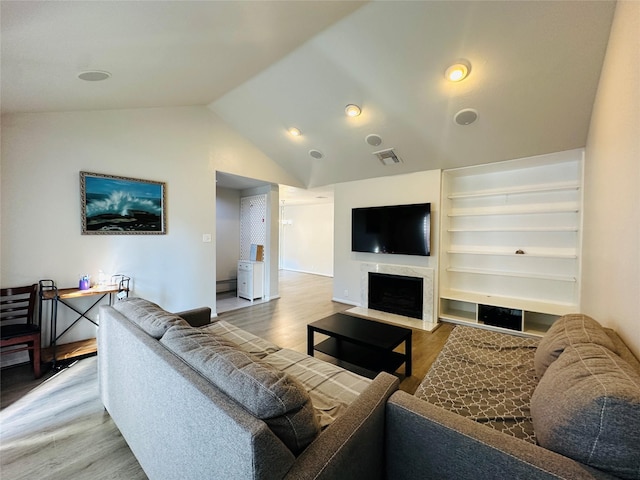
[0, 270, 452, 479]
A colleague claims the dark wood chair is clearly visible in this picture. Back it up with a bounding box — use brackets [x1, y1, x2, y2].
[1, 284, 41, 378]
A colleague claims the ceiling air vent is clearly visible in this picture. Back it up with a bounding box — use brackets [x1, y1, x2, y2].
[373, 148, 402, 166]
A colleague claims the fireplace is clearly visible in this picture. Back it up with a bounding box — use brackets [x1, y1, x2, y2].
[355, 263, 436, 330]
[368, 272, 424, 320]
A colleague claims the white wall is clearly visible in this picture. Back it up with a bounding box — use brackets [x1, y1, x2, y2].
[267, 184, 281, 299]
[582, 1, 640, 357]
[1, 106, 300, 345]
[333, 170, 441, 308]
[281, 203, 334, 276]
[216, 187, 241, 289]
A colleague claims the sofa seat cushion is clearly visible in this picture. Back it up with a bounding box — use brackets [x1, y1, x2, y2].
[160, 325, 319, 455]
[531, 343, 640, 480]
[415, 325, 539, 443]
[201, 321, 280, 359]
[534, 314, 617, 378]
[113, 297, 190, 339]
[261, 348, 372, 429]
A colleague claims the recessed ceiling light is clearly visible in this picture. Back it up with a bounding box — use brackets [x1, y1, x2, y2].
[445, 61, 471, 82]
[77, 70, 112, 82]
[288, 127, 302, 137]
[345, 104, 361, 117]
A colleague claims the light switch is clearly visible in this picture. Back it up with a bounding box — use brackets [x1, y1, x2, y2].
[202, 234, 212, 243]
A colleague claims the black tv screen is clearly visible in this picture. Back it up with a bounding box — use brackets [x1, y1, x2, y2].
[352, 203, 431, 256]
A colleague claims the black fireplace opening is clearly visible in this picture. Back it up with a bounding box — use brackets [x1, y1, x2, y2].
[368, 272, 423, 320]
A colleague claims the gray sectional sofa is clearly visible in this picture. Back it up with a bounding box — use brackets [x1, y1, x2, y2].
[99, 298, 639, 480]
[387, 315, 640, 480]
[98, 298, 398, 480]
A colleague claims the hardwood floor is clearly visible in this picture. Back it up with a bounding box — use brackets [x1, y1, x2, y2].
[1, 357, 146, 480]
[0, 270, 452, 479]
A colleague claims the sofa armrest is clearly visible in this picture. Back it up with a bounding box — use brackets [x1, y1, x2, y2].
[284, 372, 399, 480]
[174, 307, 212, 327]
[385, 391, 618, 480]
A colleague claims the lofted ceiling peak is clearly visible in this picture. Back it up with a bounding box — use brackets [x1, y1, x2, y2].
[2, 1, 616, 190]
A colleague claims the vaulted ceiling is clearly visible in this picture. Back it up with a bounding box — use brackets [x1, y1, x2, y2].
[1, 1, 616, 190]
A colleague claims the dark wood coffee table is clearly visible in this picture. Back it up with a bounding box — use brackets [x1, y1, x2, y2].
[307, 313, 412, 377]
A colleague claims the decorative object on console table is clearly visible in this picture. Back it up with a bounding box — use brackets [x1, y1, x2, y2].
[39, 275, 131, 369]
[80, 171, 166, 235]
[78, 275, 90, 290]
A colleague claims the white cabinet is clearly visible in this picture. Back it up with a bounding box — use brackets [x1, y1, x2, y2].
[237, 261, 264, 301]
[439, 150, 583, 336]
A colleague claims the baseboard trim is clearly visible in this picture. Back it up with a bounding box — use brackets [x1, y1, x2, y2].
[281, 268, 333, 278]
[332, 297, 359, 307]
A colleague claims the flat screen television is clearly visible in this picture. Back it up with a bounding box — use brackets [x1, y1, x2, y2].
[352, 203, 431, 256]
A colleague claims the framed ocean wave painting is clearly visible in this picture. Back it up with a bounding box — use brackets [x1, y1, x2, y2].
[80, 172, 166, 235]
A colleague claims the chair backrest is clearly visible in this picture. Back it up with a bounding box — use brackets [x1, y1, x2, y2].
[1, 284, 38, 328]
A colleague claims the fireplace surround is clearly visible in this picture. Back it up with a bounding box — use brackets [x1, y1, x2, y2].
[348, 263, 437, 331]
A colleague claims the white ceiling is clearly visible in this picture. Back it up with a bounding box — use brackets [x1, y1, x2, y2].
[0, 0, 365, 113]
[1, 1, 616, 199]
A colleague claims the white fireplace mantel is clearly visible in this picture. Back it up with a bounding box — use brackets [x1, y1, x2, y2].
[347, 263, 438, 332]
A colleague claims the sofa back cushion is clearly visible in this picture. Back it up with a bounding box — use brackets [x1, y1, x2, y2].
[161, 325, 319, 455]
[534, 314, 616, 378]
[113, 298, 189, 339]
[531, 344, 640, 479]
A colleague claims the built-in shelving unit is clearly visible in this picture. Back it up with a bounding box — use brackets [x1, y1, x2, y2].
[439, 149, 584, 336]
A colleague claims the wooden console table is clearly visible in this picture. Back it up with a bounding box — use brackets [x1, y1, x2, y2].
[39, 276, 130, 368]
